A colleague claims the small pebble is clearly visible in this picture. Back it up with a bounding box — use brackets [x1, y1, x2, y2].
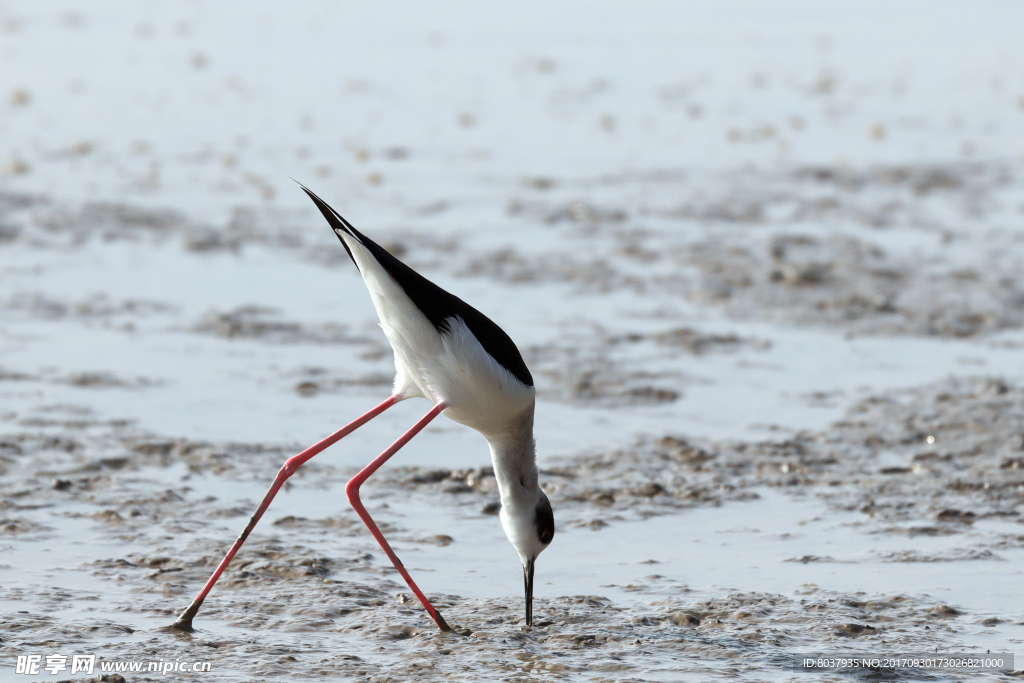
[834, 623, 877, 637]
[669, 611, 700, 627]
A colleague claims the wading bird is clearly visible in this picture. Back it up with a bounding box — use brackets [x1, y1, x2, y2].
[172, 185, 554, 633]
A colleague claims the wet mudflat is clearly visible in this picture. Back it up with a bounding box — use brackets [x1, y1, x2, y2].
[3, 372, 1023, 681]
[3, 2, 1024, 681]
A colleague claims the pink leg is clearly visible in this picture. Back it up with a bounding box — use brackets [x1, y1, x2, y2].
[346, 401, 452, 632]
[172, 395, 400, 631]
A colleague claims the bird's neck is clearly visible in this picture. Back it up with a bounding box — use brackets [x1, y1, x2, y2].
[485, 404, 540, 507]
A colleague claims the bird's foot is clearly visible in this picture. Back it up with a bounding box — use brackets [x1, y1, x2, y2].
[169, 601, 200, 632]
[434, 611, 453, 632]
[169, 617, 195, 633]
[432, 612, 470, 636]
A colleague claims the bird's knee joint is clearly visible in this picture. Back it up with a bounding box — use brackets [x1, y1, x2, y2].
[345, 479, 361, 505]
[279, 459, 301, 480]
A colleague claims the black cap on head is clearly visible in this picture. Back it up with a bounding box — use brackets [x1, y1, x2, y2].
[534, 491, 554, 546]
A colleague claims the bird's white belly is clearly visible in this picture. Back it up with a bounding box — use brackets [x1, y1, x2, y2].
[422, 317, 534, 435]
[383, 315, 532, 434]
[347, 236, 533, 434]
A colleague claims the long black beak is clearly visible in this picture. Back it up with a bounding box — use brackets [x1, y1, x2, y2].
[523, 557, 535, 627]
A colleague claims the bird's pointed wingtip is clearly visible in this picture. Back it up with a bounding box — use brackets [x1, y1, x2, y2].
[294, 181, 340, 220]
[295, 181, 361, 267]
[290, 177, 318, 200]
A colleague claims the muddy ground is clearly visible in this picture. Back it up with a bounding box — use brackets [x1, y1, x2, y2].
[3, 159, 1024, 681]
[3, 375, 1023, 681]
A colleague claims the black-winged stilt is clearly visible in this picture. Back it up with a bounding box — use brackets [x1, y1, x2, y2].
[172, 185, 554, 633]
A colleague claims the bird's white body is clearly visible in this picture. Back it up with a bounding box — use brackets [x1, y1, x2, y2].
[341, 228, 535, 435]
[334, 223, 550, 569]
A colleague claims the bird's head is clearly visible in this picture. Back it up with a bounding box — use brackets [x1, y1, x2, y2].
[499, 486, 554, 627]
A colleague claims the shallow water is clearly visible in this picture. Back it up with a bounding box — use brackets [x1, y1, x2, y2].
[3, 1, 1024, 681]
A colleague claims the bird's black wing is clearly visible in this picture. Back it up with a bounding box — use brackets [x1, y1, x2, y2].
[300, 185, 534, 388]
